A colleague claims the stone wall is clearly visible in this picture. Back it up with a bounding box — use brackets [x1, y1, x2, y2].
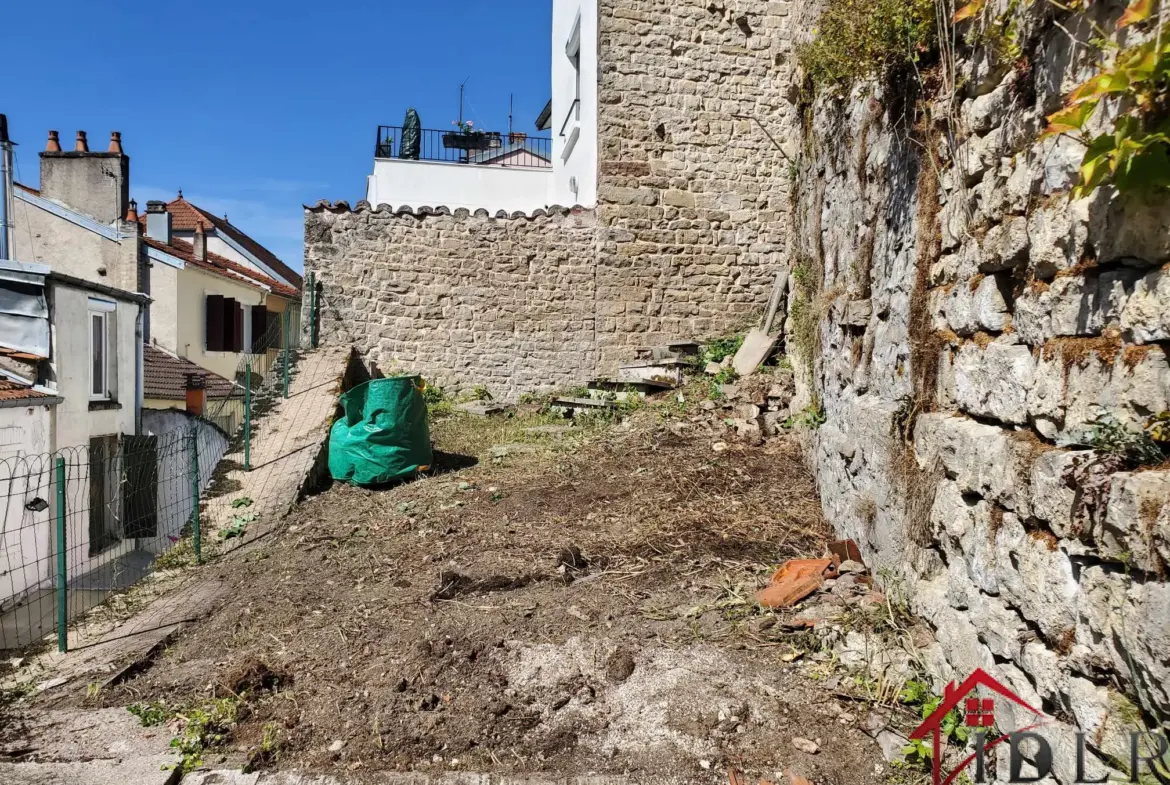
[788, 0, 1170, 778]
[304, 0, 800, 398]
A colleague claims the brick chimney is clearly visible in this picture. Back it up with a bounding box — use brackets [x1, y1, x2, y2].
[145, 201, 171, 244]
[193, 223, 207, 260]
[39, 129, 130, 224]
[185, 372, 207, 416]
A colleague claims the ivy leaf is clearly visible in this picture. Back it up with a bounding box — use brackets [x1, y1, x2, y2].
[1070, 71, 1132, 102]
[952, 0, 986, 22]
[1118, 0, 1156, 27]
[1114, 143, 1170, 192]
[1041, 99, 1100, 137]
[1073, 133, 1118, 198]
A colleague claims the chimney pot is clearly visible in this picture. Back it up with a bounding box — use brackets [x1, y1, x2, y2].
[108, 131, 123, 154]
[75, 131, 89, 152]
[125, 199, 138, 222]
[193, 224, 207, 261]
[185, 373, 207, 416]
[45, 130, 61, 152]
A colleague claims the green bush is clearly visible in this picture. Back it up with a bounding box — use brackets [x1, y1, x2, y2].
[798, 0, 937, 90]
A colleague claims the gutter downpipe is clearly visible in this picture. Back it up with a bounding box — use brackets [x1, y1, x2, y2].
[0, 114, 13, 261]
[135, 305, 144, 435]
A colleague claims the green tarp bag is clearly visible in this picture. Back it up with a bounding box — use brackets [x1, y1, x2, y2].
[328, 377, 432, 486]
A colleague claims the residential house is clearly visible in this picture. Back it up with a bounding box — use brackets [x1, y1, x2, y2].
[141, 343, 241, 433]
[10, 129, 302, 405]
[140, 202, 301, 382]
[365, 1, 598, 212]
[0, 259, 150, 648]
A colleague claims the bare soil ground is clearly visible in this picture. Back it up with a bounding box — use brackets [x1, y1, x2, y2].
[22, 409, 901, 784]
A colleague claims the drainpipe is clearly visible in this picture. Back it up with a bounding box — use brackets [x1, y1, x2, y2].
[135, 304, 144, 434]
[0, 114, 13, 260]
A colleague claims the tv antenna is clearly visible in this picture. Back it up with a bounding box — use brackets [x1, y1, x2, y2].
[458, 76, 470, 125]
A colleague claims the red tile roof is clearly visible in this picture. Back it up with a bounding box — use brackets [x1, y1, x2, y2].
[143, 344, 235, 401]
[0, 378, 54, 402]
[140, 196, 302, 289]
[14, 182, 40, 196]
[143, 236, 300, 299]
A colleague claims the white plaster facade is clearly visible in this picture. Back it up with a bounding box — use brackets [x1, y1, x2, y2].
[364, 0, 598, 212]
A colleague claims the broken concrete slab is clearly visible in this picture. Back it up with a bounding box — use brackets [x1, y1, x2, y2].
[455, 400, 509, 417]
[0, 757, 180, 785]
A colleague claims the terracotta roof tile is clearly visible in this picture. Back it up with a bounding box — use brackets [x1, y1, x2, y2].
[143, 344, 235, 400]
[139, 196, 302, 289]
[0, 378, 54, 402]
[143, 237, 300, 298]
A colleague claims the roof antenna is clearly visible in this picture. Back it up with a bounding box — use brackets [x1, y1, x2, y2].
[508, 93, 514, 138]
[458, 76, 470, 125]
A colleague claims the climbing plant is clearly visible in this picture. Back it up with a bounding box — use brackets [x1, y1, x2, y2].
[955, 0, 1170, 198]
[797, 0, 938, 89]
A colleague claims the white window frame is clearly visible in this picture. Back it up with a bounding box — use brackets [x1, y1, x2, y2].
[562, 12, 583, 163]
[88, 298, 116, 401]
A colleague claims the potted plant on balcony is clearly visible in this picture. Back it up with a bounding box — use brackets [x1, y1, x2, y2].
[442, 120, 500, 151]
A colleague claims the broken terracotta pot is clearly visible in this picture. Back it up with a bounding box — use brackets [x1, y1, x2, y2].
[755, 556, 839, 608]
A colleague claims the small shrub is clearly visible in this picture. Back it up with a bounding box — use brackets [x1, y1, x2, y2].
[1077, 414, 1166, 468]
[471, 385, 493, 401]
[128, 701, 172, 727]
[797, 0, 937, 90]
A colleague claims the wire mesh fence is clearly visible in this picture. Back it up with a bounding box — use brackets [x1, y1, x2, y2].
[0, 302, 317, 654]
[0, 424, 225, 652]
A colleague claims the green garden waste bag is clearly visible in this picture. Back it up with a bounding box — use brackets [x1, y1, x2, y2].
[329, 377, 432, 486]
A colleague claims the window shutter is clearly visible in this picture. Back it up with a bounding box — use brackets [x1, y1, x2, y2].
[223, 298, 238, 352]
[233, 303, 244, 353]
[206, 294, 224, 351]
[251, 307, 268, 352]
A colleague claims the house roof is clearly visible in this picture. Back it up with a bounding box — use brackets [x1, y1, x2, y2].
[14, 182, 40, 196]
[142, 236, 300, 299]
[467, 143, 552, 165]
[536, 99, 552, 131]
[143, 344, 235, 401]
[142, 196, 302, 290]
[0, 378, 55, 403]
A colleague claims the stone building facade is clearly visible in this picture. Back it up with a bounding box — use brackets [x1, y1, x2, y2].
[306, 2, 1169, 780]
[305, 0, 799, 396]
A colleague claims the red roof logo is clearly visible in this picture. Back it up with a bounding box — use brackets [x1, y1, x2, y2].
[910, 668, 1048, 785]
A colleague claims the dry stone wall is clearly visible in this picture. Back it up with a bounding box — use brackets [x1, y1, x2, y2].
[787, 0, 1170, 778]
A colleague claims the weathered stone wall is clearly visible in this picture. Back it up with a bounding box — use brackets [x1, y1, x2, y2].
[788, 0, 1170, 778]
[592, 0, 798, 368]
[305, 0, 801, 397]
[303, 206, 599, 395]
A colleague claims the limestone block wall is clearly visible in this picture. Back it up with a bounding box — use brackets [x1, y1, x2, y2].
[787, 0, 1170, 776]
[303, 205, 599, 397]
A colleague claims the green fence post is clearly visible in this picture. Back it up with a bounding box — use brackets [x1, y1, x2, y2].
[189, 427, 201, 564]
[54, 456, 67, 654]
[244, 360, 252, 471]
[282, 310, 290, 399]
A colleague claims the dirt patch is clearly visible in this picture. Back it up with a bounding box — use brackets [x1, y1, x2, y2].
[31, 412, 895, 784]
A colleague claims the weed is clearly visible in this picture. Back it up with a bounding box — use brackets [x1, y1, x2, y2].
[219, 511, 257, 541]
[702, 335, 745, 365]
[128, 700, 172, 727]
[231, 497, 254, 509]
[1073, 414, 1166, 468]
[423, 384, 453, 417]
[155, 538, 195, 570]
[785, 400, 827, 430]
[797, 0, 937, 92]
[168, 697, 241, 773]
[898, 680, 971, 767]
[471, 385, 493, 401]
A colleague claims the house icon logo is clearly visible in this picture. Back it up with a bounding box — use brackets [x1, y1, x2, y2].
[910, 668, 1049, 785]
[909, 668, 1170, 784]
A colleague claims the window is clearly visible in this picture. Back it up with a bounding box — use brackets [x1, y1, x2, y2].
[88, 298, 116, 400]
[205, 294, 244, 352]
[562, 12, 583, 162]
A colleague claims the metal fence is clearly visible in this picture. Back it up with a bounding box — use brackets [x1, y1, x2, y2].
[0, 425, 225, 652]
[0, 294, 319, 653]
[374, 125, 552, 168]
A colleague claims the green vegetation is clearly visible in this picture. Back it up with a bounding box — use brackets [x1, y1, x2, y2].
[702, 335, 744, 365]
[128, 701, 171, 727]
[797, 0, 937, 90]
[898, 679, 971, 767]
[168, 697, 241, 773]
[1078, 413, 1167, 468]
[785, 399, 827, 430]
[423, 383, 453, 417]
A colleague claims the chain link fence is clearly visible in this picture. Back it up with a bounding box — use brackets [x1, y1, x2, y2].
[0, 304, 316, 653]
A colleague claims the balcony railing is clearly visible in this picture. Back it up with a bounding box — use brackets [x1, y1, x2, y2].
[374, 126, 552, 169]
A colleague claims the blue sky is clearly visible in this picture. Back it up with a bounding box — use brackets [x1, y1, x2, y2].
[4, 1, 553, 272]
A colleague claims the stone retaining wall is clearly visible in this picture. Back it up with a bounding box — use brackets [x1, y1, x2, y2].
[788, 0, 1170, 777]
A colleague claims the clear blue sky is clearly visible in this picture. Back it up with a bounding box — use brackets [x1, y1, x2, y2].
[4, 1, 553, 272]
